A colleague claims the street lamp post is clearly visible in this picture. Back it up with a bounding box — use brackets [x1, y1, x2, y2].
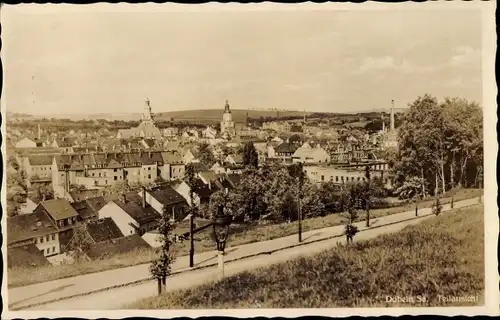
[213, 205, 232, 280]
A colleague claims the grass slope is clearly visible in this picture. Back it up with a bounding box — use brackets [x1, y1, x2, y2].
[7, 189, 482, 288]
[131, 204, 484, 309]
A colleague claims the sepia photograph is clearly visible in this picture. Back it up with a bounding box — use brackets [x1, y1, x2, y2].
[1, 1, 497, 318]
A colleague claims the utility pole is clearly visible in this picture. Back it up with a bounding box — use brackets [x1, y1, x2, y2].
[189, 211, 194, 267]
[297, 194, 302, 243]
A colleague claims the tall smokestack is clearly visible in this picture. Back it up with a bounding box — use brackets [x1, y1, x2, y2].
[390, 100, 395, 132]
[38, 123, 41, 140]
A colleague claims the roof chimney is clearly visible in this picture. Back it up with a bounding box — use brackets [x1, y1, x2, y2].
[142, 187, 146, 208]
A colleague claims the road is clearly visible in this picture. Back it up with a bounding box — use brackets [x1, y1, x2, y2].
[7, 197, 480, 311]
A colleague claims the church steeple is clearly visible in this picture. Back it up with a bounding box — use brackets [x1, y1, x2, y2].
[224, 100, 231, 113]
[142, 98, 154, 122]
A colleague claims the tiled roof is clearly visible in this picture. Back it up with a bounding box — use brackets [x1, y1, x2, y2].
[188, 178, 219, 200]
[198, 171, 218, 183]
[114, 197, 161, 224]
[86, 218, 124, 243]
[40, 199, 79, 221]
[7, 211, 57, 244]
[71, 201, 98, 220]
[161, 151, 183, 164]
[275, 142, 298, 153]
[227, 154, 243, 164]
[86, 234, 151, 259]
[85, 196, 109, 213]
[7, 244, 50, 268]
[28, 155, 54, 166]
[149, 186, 186, 207]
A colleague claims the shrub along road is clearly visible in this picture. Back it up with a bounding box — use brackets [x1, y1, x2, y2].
[8, 197, 480, 311]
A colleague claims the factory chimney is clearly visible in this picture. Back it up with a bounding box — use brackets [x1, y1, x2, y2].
[390, 100, 395, 132]
[37, 123, 41, 140]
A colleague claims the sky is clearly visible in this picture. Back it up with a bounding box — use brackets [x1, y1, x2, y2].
[2, 3, 484, 116]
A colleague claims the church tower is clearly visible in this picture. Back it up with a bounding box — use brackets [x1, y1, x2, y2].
[142, 98, 154, 123]
[220, 100, 236, 138]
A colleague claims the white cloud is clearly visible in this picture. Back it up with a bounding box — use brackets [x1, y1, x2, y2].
[450, 46, 481, 67]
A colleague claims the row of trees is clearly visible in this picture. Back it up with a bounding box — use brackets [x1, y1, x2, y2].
[205, 162, 386, 225]
[392, 95, 483, 200]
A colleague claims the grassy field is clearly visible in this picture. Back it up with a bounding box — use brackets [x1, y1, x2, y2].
[130, 203, 484, 309]
[7, 188, 482, 288]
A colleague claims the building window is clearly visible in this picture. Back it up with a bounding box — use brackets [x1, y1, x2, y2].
[148, 174, 151, 179]
[114, 168, 117, 172]
[46, 235, 50, 242]
[99, 173, 101, 177]
[53, 246, 56, 253]
[52, 234, 56, 241]
[321, 175, 324, 181]
[114, 176, 117, 181]
[40, 237, 44, 243]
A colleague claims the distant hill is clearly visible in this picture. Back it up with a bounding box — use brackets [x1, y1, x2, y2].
[154, 109, 311, 123]
[11, 108, 406, 123]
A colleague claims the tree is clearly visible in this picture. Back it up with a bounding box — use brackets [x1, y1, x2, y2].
[67, 222, 93, 261]
[342, 182, 361, 244]
[32, 183, 54, 203]
[243, 142, 259, 168]
[109, 180, 132, 194]
[198, 143, 216, 167]
[6, 167, 28, 217]
[149, 207, 176, 295]
[8, 156, 20, 171]
[208, 190, 239, 220]
[394, 95, 483, 196]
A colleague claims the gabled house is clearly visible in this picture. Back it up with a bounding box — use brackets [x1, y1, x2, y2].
[15, 137, 37, 149]
[98, 192, 161, 236]
[198, 171, 219, 185]
[7, 210, 60, 257]
[292, 144, 331, 164]
[274, 142, 298, 162]
[140, 186, 188, 221]
[183, 149, 200, 164]
[224, 154, 244, 166]
[174, 178, 219, 207]
[202, 126, 218, 139]
[33, 199, 80, 252]
[210, 162, 226, 174]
